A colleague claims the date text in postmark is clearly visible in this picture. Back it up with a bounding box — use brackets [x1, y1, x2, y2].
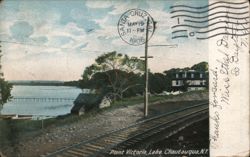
[118, 9, 155, 46]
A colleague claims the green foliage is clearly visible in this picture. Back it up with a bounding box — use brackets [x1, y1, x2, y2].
[163, 68, 180, 92]
[0, 79, 12, 105]
[163, 68, 180, 80]
[148, 72, 168, 94]
[80, 51, 145, 100]
[80, 56, 208, 98]
[63, 80, 80, 86]
[191, 61, 208, 72]
[82, 51, 144, 79]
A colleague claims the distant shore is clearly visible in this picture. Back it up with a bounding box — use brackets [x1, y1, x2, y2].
[8, 80, 80, 87]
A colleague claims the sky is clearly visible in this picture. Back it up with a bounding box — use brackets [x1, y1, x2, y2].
[0, 0, 208, 81]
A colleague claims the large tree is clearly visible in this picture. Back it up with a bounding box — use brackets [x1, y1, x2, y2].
[148, 72, 168, 94]
[80, 51, 144, 100]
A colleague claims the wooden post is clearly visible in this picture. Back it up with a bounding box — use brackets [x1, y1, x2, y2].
[144, 17, 149, 117]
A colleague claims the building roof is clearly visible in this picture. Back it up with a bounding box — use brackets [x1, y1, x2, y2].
[175, 70, 207, 74]
[172, 72, 208, 80]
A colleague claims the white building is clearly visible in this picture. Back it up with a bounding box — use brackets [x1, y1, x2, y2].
[171, 70, 208, 91]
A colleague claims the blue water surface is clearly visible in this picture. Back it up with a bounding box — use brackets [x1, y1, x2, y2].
[1, 86, 82, 117]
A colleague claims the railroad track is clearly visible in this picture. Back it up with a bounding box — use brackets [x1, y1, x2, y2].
[42, 103, 208, 157]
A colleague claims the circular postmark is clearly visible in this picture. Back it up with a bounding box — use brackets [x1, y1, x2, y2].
[118, 9, 155, 46]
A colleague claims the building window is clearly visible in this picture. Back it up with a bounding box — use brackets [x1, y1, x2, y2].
[176, 74, 179, 78]
[176, 81, 179, 85]
[182, 73, 186, 78]
[200, 73, 203, 78]
[191, 73, 194, 78]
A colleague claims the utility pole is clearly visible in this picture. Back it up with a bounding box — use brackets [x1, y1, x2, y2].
[0, 41, 2, 103]
[140, 18, 176, 117]
[0, 41, 2, 79]
[144, 17, 149, 117]
[118, 9, 157, 117]
[140, 17, 153, 117]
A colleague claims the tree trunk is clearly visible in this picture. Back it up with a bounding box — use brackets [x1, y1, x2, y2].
[119, 92, 123, 99]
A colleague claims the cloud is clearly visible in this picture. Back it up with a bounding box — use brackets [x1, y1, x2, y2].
[85, 0, 114, 8]
[10, 21, 34, 41]
[76, 19, 101, 32]
[108, 1, 151, 15]
[30, 36, 48, 44]
[76, 43, 88, 50]
[1, 0, 208, 81]
[50, 36, 74, 47]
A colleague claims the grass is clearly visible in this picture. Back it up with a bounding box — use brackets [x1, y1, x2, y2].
[0, 90, 208, 148]
[111, 89, 208, 107]
[0, 109, 102, 148]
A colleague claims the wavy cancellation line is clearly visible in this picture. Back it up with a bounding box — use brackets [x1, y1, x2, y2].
[171, 11, 249, 19]
[184, 16, 250, 23]
[172, 35, 188, 39]
[196, 32, 250, 40]
[171, 30, 187, 34]
[170, 5, 249, 14]
[172, 21, 250, 29]
[170, 1, 248, 9]
[172, 32, 250, 40]
[171, 27, 250, 36]
[196, 27, 250, 34]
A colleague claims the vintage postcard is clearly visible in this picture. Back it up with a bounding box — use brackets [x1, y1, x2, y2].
[0, 0, 249, 157]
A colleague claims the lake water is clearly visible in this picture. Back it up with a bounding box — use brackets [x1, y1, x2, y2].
[0, 85, 82, 118]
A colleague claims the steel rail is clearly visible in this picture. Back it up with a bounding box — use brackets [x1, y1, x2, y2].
[42, 102, 208, 157]
[96, 107, 208, 157]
